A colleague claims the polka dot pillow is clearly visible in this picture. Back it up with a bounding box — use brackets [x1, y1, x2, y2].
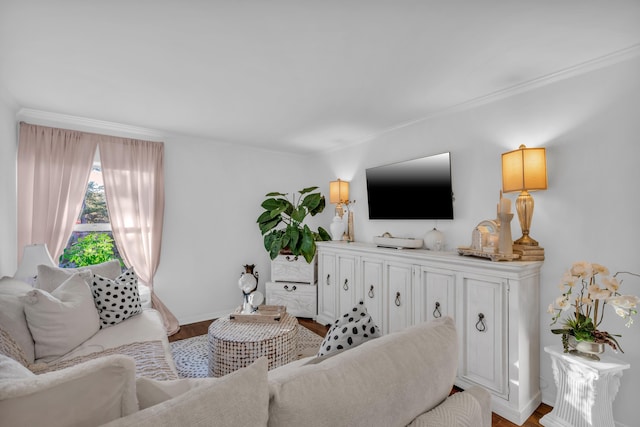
[91, 267, 142, 328]
[317, 300, 381, 357]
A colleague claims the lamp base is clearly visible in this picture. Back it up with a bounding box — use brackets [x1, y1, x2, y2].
[514, 235, 538, 246]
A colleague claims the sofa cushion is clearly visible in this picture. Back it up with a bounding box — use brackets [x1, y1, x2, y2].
[317, 300, 381, 356]
[0, 354, 138, 427]
[0, 276, 37, 363]
[56, 309, 178, 376]
[267, 316, 458, 427]
[36, 260, 122, 292]
[91, 267, 142, 328]
[102, 357, 269, 427]
[21, 273, 100, 362]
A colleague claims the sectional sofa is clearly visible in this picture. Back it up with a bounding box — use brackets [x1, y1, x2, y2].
[0, 261, 490, 426]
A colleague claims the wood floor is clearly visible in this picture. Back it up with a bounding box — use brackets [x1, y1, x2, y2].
[169, 318, 552, 427]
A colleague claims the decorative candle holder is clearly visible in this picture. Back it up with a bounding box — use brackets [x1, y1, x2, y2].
[497, 213, 514, 256]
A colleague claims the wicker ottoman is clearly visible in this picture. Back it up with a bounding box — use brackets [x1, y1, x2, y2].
[207, 312, 299, 377]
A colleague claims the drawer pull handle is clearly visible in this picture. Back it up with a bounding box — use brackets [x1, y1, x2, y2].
[476, 313, 486, 332]
[395, 292, 401, 307]
[285, 255, 299, 262]
[433, 301, 442, 318]
[326, 274, 331, 286]
[343, 279, 349, 291]
[368, 285, 375, 298]
[283, 284, 297, 292]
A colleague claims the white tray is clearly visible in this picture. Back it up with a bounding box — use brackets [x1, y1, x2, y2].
[373, 236, 423, 249]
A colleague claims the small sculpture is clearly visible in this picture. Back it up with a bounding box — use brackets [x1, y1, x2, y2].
[238, 264, 260, 313]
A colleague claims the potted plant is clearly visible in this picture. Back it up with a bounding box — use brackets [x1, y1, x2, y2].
[548, 261, 639, 356]
[257, 186, 331, 263]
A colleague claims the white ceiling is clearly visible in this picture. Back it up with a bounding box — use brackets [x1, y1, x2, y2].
[1, 1, 639, 154]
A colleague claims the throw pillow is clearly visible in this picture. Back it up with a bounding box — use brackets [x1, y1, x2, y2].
[36, 260, 122, 293]
[91, 267, 142, 328]
[317, 300, 381, 357]
[0, 276, 37, 364]
[21, 273, 101, 361]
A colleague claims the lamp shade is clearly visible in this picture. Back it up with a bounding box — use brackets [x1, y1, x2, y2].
[329, 179, 349, 204]
[14, 243, 56, 281]
[502, 145, 547, 193]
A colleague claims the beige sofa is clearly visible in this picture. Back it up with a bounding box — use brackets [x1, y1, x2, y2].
[1, 264, 490, 427]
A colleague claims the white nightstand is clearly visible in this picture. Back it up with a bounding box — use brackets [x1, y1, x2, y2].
[541, 345, 630, 427]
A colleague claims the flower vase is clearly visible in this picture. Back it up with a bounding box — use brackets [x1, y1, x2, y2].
[567, 336, 604, 361]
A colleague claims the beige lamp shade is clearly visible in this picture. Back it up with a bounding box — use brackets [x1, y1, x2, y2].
[14, 243, 57, 281]
[502, 145, 547, 193]
[329, 179, 349, 204]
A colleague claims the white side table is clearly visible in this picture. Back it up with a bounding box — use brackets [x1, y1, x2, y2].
[541, 345, 630, 427]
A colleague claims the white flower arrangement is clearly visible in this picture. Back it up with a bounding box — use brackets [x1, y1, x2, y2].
[548, 261, 639, 352]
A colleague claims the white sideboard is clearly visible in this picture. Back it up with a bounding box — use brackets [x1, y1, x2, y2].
[316, 241, 543, 426]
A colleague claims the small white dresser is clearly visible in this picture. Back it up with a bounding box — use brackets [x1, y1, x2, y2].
[265, 254, 317, 318]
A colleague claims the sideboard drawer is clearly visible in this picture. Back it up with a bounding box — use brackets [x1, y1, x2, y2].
[271, 254, 317, 284]
[266, 281, 317, 318]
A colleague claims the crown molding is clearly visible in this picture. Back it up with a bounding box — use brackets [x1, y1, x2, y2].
[16, 108, 166, 141]
[357, 43, 640, 145]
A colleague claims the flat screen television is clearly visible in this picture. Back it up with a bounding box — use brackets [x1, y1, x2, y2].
[366, 152, 454, 220]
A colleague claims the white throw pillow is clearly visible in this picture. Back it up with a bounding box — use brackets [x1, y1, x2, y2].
[317, 300, 381, 356]
[21, 273, 100, 361]
[36, 260, 122, 293]
[0, 277, 37, 364]
[91, 267, 142, 328]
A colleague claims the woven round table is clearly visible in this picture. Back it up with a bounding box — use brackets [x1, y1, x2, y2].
[207, 312, 299, 377]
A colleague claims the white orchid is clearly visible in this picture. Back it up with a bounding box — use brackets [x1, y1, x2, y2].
[549, 263, 639, 353]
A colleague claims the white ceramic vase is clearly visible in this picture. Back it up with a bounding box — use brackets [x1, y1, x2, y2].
[424, 227, 445, 251]
[330, 215, 345, 240]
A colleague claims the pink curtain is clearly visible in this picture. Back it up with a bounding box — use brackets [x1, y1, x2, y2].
[98, 136, 179, 336]
[17, 123, 97, 263]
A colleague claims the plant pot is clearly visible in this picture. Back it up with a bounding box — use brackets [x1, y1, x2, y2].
[568, 335, 604, 361]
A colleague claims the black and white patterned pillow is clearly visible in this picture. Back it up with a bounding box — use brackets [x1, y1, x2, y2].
[91, 267, 142, 328]
[317, 300, 381, 357]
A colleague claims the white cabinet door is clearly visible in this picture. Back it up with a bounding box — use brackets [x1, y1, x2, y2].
[337, 254, 357, 316]
[317, 251, 337, 325]
[385, 260, 413, 334]
[360, 256, 384, 332]
[459, 273, 508, 397]
[414, 266, 456, 324]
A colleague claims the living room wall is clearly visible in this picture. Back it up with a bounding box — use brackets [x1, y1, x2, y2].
[314, 55, 640, 426]
[0, 53, 637, 426]
[0, 91, 17, 276]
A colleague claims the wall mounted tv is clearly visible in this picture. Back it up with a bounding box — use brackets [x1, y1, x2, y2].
[365, 152, 454, 220]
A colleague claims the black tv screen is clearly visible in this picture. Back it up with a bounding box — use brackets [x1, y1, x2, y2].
[366, 152, 454, 220]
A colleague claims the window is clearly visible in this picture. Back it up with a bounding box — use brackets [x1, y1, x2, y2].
[59, 156, 124, 269]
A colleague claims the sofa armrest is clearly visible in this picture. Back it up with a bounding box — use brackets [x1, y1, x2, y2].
[0, 354, 138, 427]
[407, 386, 492, 427]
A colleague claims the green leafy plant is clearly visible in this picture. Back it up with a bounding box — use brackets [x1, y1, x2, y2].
[60, 233, 123, 268]
[257, 186, 331, 263]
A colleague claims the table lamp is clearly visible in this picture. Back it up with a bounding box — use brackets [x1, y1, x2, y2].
[329, 179, 350, 218]
[14, 243, 57, 282]
[501, 144, 547, 246]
